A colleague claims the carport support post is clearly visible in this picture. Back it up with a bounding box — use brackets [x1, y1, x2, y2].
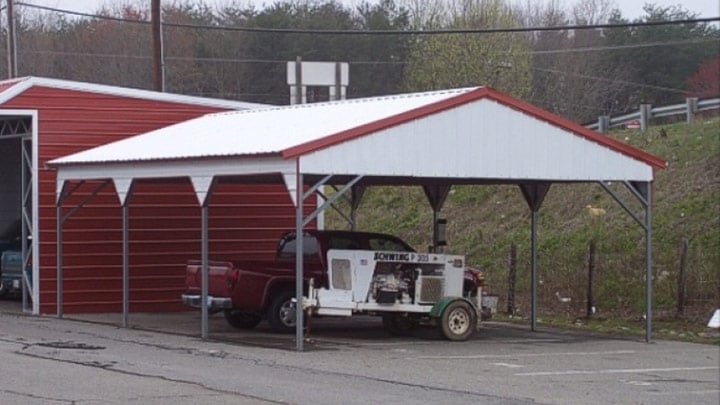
[295, 172, 304, 352]
[531, 209, 538, 331]
[201, 203, 209, 339]
[600, 181, 655, 343]
[56, 204, 63, 318]
[644, 183, 653, 342]
[55, 180, 69, 318]
[122, 200, 130, 328]
[518, 183, 551, 333]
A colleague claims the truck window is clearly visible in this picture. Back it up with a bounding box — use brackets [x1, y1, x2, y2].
[368, 236, 414, 252]
[327, 236, 360, 250]
[278, 233, 320, 258]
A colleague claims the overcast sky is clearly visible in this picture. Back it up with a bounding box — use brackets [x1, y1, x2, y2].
[20, 0, 720, 19]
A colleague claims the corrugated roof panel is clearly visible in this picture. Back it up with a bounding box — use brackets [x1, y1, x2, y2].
[49, 88, 478, 165]
[0, 76, 266, 109]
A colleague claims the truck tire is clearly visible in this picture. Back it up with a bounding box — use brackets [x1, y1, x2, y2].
[267, 291, 297, 333]
[438, 300, 476, 341]
[382, 314, 417, 336]
[223, 310, 262, 329]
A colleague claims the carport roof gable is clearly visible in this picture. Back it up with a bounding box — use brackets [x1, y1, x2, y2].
[282, 87, 666, 170]
[48, 86, 666, 171]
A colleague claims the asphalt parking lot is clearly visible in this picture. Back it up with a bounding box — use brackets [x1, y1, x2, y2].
[1, 298, 718, 404]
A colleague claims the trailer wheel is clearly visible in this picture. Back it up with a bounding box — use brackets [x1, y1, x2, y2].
[382, 314, 417, 336]
[439, 300, 476, 341]
[267, 291, 297, 333]
[223, 310, 262, 329]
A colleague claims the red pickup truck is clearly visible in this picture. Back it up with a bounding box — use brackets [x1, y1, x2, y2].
[182, 230, 485, 333]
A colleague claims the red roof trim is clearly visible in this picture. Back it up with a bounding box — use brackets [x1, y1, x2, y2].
[282, 87, 667, 170]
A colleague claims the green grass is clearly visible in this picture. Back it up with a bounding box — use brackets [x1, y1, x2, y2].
[327, 116, 720, 333]
[493, 313, 720, 345]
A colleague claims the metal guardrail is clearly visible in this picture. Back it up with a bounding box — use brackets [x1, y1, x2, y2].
[586, 97, 720, 132]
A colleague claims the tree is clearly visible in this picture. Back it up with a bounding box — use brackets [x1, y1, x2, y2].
[403, 0, 532, 98]
[349, 0, 411, 97]
[521, 0, 631, 122]
[687, 58, 720, 98]
[605, 4, 720, 109]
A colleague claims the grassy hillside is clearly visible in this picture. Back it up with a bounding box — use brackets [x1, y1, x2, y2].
[327, 117, 719, 323]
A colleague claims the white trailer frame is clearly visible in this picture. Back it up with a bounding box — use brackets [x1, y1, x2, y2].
[301, 249, 482, 340]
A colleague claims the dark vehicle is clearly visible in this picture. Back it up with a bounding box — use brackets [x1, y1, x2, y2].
[0, 219, 22, 298]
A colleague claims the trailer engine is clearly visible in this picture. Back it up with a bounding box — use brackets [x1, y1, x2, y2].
[370, 263, 414, 304]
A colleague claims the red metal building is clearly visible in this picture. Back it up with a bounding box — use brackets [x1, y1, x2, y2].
[0, 77, 299, 314]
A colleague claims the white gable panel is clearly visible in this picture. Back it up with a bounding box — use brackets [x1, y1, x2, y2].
[300, 99, 654, 182]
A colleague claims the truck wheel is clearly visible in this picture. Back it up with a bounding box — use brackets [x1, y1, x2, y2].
[223, 310, 262, 329]
[0, 282, 7, 298]
[439, 300, 476, 341]
[382, 314, 417, 336]
[267, 291, 297, 333]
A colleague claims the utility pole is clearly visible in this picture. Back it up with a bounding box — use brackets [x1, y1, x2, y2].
[6, 0, 17, 78]
[151, 0, 164, 91]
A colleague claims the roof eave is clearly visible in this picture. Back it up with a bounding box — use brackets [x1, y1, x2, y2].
[47, 151, 285, 169]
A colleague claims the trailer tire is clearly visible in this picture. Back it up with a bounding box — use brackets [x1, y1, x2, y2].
[223, 310, 262, 329]
[439, 300, 476, 341]
[267, 291, 297, 333]
[382, 314, 417, 336]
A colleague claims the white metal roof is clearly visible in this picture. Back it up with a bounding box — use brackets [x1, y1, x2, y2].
[47, 86, 666, 205]
[49, 87, 477, 164]
[0, 76, 267, 110]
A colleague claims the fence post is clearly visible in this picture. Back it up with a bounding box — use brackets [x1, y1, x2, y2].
[598, 115, 610, 133]
[507, 243, 517, 315]
[686, 98, 698, 124]
[640, 104, 652, 132]
[586, 241, 596, 318]
[676, 238, 689, 317]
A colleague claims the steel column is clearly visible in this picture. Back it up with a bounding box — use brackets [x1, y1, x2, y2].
[122, 202, 130, 328]
[295, 172, 304, 352]
[201, 203, 209, 339]
[599, 181, 654, 342]
[518, 183, 550, 333]
[530, 210, 538, 332]
[56, 203, 63, 318]
[644, 183, 653, 342]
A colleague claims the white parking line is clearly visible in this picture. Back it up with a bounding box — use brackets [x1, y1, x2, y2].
[408, 349, 636, 360]
[515, 366, 719, 376]
[491, 362, 525, 368]
[646, 389, 720, 396]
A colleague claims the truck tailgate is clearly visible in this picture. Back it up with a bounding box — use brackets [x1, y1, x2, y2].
[185, 260, 236, 296]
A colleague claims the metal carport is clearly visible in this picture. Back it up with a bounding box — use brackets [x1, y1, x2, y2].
[47, 87, 666, 351]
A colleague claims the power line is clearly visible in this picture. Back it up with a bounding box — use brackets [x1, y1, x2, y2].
[534, 67, 686, 93]
[21, 36, 716, 65]
[18, 49, 687, 94]
[16, 2, 150, 25]
[16, 2, 720, 36]
[531, 38, 718, 55]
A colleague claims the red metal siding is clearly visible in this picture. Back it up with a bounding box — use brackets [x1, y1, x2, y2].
[2, 86, 300, 314]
